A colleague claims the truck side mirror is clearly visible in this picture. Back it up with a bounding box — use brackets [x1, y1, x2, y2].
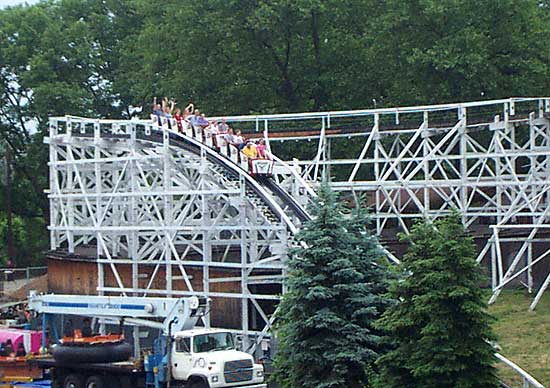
[234, 334, 244, 350]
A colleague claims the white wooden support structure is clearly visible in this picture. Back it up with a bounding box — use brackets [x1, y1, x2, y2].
[46, 116, 301, 354]
[46, 97, 550, 364]
[211, 97, 550, 309]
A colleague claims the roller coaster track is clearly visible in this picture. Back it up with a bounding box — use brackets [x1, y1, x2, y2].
[147, 128, 310, 231]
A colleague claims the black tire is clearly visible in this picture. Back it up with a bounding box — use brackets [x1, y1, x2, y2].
[85, 375, 105, 388]
[104, 376, 122, 388]
[187, 378, 208, 388]
[52, 341, 132, 364]
[51, 369, 64, 388]
[64, 373, 85, 388]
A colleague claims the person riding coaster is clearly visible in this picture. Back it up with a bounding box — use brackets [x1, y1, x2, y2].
[240, 141, 273, 176]
[154, 113, 274, 177]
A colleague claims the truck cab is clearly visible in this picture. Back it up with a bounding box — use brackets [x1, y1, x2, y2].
[172, 328, 266, 388]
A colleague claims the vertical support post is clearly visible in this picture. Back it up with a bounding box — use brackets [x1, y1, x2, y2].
[163, 128, 173, 296]
[509, 106, 518, 206]
[200, 148, 211, 328]
[529, 112, 537, 207]
[494, 228, 504, 286]
[111, 167, 120, 256]
[249, 194, 260, 336]
[66, 117, 72, 137]
[49, 120, 58, 250]
[491, 238, 497, 292]
[239, 174, 249, 350]
[129, 124, 138, 296]
[374, 131, 381, 235]
[494, 117, 503, 224]
[67, 118, 75, 253]
[499, 104, 510, 224]
[459, 106, 467, 225]
[395, 135, 402, 218]
[422, 115, 430, 218]
[509, 99, 515, 116]
[41, 314, 48, 351]
[133, 326, 140, 359]
[527, 242, 533, 294]
[94, 120, 104, 300]
[129, 124, 140, 352]
[423, 111, 429, 129]
[325, 137, 331, 181]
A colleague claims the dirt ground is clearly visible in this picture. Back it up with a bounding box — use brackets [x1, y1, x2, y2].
[1, 275, 48, 301]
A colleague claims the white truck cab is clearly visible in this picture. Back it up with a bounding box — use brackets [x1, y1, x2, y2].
[172, 328, 267, 388]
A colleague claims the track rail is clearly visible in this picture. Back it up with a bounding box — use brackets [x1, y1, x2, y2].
[64, 120, 309, 236]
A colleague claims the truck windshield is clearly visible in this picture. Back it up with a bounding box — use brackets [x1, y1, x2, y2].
[193, 332, 234, 353]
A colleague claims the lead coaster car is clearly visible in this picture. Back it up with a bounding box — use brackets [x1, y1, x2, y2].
[51, 334, 132, 364]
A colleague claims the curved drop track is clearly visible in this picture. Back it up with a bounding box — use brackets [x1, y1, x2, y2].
[73, 128, 312, 233]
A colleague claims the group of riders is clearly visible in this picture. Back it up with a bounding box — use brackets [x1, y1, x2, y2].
[151, 97, 270, 168]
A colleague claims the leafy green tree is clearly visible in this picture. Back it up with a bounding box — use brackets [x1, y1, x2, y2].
[371, 0, 550, 106]
[0, 0, 142, 213]
[0, 213, 47, 267]
[0, 0, 141, 266]
[118, 0, 392, 114]
[121, 0, 550, 114]
[273, 184, 393, 388]
[375, 213, 499, 388]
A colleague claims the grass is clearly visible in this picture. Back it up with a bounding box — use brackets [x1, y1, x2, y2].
[489, 289, 549, 387]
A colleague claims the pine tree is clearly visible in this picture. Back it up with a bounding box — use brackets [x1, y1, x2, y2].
[273, 184, 393, 388]
[375, 212, 499, 388]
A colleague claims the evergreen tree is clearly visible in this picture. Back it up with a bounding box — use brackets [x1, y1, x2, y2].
[273, 184, 393, 388]
[375, 212, 499, 388]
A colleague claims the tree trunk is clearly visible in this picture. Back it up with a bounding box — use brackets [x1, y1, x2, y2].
[5, 146, 15, 266]
[310, 9, 327, 111]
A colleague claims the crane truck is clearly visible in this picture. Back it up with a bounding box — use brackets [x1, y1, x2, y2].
[22, 292, 267, 388]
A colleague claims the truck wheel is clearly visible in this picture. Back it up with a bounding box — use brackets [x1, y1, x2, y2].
[85, 375, 106, 388]
[64, 373, 85, 388]
[51, 371, 64, 388]
[187, 379, 208, 388]
[104, 376, 122, 388]
[52, 375, 64, 388]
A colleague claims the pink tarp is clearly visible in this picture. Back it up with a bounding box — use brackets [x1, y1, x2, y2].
[0, 328, 42, 354]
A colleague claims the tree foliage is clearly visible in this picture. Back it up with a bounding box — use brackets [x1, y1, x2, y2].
[372, 0, 550, 105]
[0, 0, 139, 265]
[273, 184, 393, 388]
[123, 0, 550, 111]
[0, 213, 46, 267]
[374, 212, 499, 388]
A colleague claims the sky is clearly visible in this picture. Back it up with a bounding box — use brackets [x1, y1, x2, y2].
[0, 0, 39, 8]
